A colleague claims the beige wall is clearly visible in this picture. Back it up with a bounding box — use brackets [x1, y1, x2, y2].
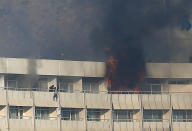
[0, 58, 106, 77]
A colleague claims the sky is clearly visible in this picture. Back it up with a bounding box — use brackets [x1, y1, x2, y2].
[0, 0, 191, 62]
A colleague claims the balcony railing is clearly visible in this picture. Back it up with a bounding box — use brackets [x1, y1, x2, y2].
[2, 87, 192, 95]
[61, 117, 83, 121]
[173, 119, 192, 122]
[35, 116, 58, 120]
[9, 116, 32, 119]
[87, 118, 110, 121]
[113, 119, 139, 122]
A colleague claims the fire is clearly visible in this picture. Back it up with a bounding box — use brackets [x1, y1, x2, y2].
[105, 51, 145, 92]
[105, 56, 118, 85]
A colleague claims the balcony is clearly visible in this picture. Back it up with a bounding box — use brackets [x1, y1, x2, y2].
[143, 119, 169, 130]
[87, 120, 111, 131]
[171, 93, 192, 109]
[113, 120, 140, 131]
[61, 120, 85, 131]
[111, 92, 140, 109]
[172, 120, 192, 131]
[85, 93, 111, 109]
[7, 90, 33, 106]
[141, 94, 170, 109]
[60, 92, 84, 108]
[35, 118, 59, 131]
[33, 91, 58, 107]
[0, 116, 7, 129]
[9, 117, 33, 131]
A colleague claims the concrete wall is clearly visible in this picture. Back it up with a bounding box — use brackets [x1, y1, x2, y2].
[3, 58, 192, 79]
[146, 63, 192, 78]
[0, 58, 106, 77]
[112, 94, 140, 109]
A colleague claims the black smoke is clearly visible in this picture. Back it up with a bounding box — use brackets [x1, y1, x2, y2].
[89, 0, 192, 89]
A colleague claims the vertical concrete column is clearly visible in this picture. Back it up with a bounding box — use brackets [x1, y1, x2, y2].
[110, 93, 113, 131]
[0, 75, 5, 88]
[73, 77, 82, 92]
[84, 91, 88, 131]
[140, 94, 143, 131]
[5, 78, 9, 131]
[0, 106, 8, 131]
[169, 94, 173, 131]
[32, 91, 36, 131]
[57, 91, 61, 131]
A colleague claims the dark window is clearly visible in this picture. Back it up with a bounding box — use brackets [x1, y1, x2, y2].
[9, 106, 24, 119]
[143, 110, 163, 122]
[113, 110, 134, 122]
[87, 109, 101, 121]
[35, 107, 49, 120]
[173, 110, 192, 122]
[61, 108, 80, 121]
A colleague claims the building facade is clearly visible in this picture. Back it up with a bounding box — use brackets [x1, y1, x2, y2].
[0, 58, 192, 130]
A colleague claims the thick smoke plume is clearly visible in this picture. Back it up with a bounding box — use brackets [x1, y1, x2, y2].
[90, 0, 192, 90]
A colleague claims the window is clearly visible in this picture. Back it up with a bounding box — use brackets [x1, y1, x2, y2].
[173, 110, 192, 122]
[168, 80, 189, 84]
[141, 79, 161, 94]
[87, 109, 101, 121]
[143, 110, 163, 122]
[59, 82, 73, 93]
[9, 106, 24, 119]
[61, 108, 80, 120]
[38, 81, 48, 91]
[142, 84, 161, 94]
[6, 80, 17, 89]
[83, 78, 99, 93]
[35, 107, 49, 120]
[113, 110, 134, 122]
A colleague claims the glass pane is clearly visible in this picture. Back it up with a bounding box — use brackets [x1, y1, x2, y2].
[35, 110, 41, 119]
[143, 110, 152, 120]
[91, 83, 99, 93]
[60, 82, 68, 92]
[151, 85, 161, 94]
[39, 81, 48, 90]
[41, 110, 49, 119]
[69, 83, 73, 93]
[7, 81, 17, 88]
[83, 83, 90, 93]
[62, 111, 70, 120]
[87, 110, 100, 121]
[10, 109, 18, 119]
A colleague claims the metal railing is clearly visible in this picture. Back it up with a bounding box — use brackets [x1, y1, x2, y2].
[2, 86, 192, 94]
[113, 119, 139, 122]
[61, 117, 83, 121]
[87, 118, 110, 122]
[35, 116, 58, 120]
[173, 119, 192, 122]
[9, 116, 32, 120]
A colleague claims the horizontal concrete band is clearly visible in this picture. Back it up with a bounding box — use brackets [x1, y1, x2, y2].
[0, 58, 106, 77]
[0, 57, 192, 78]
